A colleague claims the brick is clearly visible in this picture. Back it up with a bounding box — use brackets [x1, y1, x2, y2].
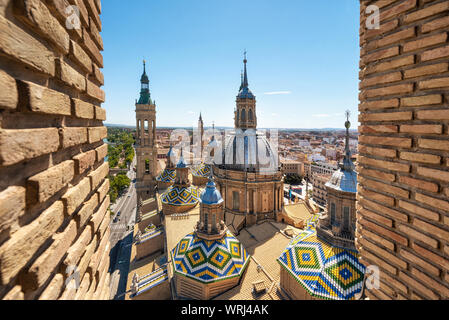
[413, 218, 449, 242]
[85, 0, 102, 31]
[358, 125, 398, 134]
[360, 72, 402, 88]
[0, 15, 54, 76]
[85, 276, 97, 300]
[95, 106, 106, 121]
[0, 70, 18, 110]
[376, 28, 416, 48]
[416, 109, 449, 120]
[61, 127, 88, 148]
[88, 229, 109, 275]
[398, 175, 439, 193]
[397, 223, 438, 248]
[92, 63, 104, 85]
[364, 18, 399, 40]
[400, 248, 441, 277]
[89, 16, 103, 50]
[420, 77, 449, 90]
[411, 268, 449, 299]
[82, 28, 103, 67]
[359, 156, 410, 173]
[27, 160, 74, 204]
[359, 144, 397, 158]
[412, 242, 449, 270]
[68, 0, 89, 27]
[73, 150, 96, 175]
[0, 186, 25, 234]
[416, 192, 449, 212]
[0, 201, 64, 285]
[19, 81, 71, 116]
[359, 236, 407, 269]
[418, 139, 449, 151]
[399, 271, 439, 299]
[404, 1, 449, 23]
[88, 126, 107, 143]
[363, 46, 399, 64]
[421, 45, 449, 61]
[359, 187, 395, 207]
[69, 40, 92, 73]
[361, 83, 413, 98]
[365, 55, 415, 74]
[360, 110, 413, 122]
[401, 94, 442, 107]
[77, 234, 98, 279]
[360, 176, 409, 198]
[400, 152, 440, 164]
[95, 143, 108, 161]
[380, 271, 408, 294]
[360, 197, 409, 222]
[359, 136, 412, 148]
[398, 200, 439, 221]
[38, 274, 64, 300]
[97, 207, 110, 237]
[97, 178, 110, 203]
[76, 193, 99, 229]
[404, 33, 447, 52]
[400, 124, 443, 134]
[404, 63, 449, 79]
[89, 162, 109, 191]
[0, 128, 60, 166]
[59, 278, 77, 300]
[2, 285, 24, 300]
[74, 273, 90, 300]
[62, 225, 92, 270]
[62, 177, 91, 215]
[381, 0, 416, 21]
[359, 207, 394, 228]
[23, 220, 77, 290]
[417, 166, 449, 183]
[86, 79, 105, 102]
[73, 98, 95, 119]
[359, 167, 395, 182]
[13, 0, 70, 54]
[359, 98, 399, 110]
[361, 228, 395, 251]
[422, 16, 449, 33]
[90, 195, 109, 234]
[56, 59, 86, 92]
[358, 246, 398, 275]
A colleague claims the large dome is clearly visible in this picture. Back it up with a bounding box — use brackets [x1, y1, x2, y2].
[219, 129, 278, 174]
[325, 166, 357, 193]
[171, 230, 250, 283]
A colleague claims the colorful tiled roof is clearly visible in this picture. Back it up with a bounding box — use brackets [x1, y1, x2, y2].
[277, 227, 365, 300]
[161, 185, 200, 206]
[156, 168, 176, 183]
[171, 231, 250, 283]
[192, 162, 211, 178]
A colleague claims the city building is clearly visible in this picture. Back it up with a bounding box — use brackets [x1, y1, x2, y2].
[312, 173, 332, 207]
[213, 54, 284, 233]
[281, 160, 304, 177]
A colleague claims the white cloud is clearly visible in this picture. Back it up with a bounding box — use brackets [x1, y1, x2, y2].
[263, 91, 292, 95]
[312, 113, 331, 118]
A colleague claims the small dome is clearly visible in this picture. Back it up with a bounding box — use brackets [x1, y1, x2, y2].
[156, 168, 176, 183]
[192, 162, 211, 178]
[200, 177, 223, 205]
[177, 155, 187, 168]
[161, 185, 199, 206]
[237, 87, 255, 99]
[325, 168, 357, 193]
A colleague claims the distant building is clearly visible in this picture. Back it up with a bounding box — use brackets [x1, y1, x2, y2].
[312, 173, 331, 207]
[281, 160, 304, 176]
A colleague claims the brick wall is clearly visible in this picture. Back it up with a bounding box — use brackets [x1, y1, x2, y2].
[0, 0, 110, 300]
[358, 0, 449, 299]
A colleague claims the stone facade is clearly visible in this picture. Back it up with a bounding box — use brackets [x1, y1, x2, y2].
[0, 0, 110, 300]
[358, 0, 449, 300]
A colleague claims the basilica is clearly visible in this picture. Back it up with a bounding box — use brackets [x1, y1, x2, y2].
[126, 56, 365, 301]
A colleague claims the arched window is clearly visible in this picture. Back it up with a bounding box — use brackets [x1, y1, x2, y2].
[249, 109, 253, 121]
[330, 202, 336, 225]
[343, 206, 350, 231]
[233, 191, 240, 211]
[241, 109, 246, 122]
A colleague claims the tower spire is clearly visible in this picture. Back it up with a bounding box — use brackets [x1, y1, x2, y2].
[342, 110, 354, 171]
[243, 50, 248, 88]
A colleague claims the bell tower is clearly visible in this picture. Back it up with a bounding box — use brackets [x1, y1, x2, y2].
[135, 60, 158, 201]
[235, 52, 257, 130]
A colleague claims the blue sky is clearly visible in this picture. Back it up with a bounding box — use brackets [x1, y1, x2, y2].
[102, 0, 360, 129]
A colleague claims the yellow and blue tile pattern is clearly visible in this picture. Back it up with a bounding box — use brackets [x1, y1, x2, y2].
[161, 185, 200, 206]
[192, 163, 211, 178]
[156, 168, 176, 183]
[171, 231, 250, 283]
[277, 227, 365, 300]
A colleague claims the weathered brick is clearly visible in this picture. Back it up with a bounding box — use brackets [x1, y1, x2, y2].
[97, 207, 110, 237]
[95, 143, 108, 162]
[404, 33, 447, 52]
[89, 162, 109, 191]
[94, 106, 106, 121]
[416, 192, 449, 212]
[399, 271, 439, 299]
[412, 242, 449, 270]
[360, 176, 410, 198]
[0, 186, 25, 234]
[89, 16, 103, 50]
[77, 234, 98, 279]
[401, 94, 442, 107]
[375, 28, 416, 48]
[417, 166, 449, 183]
[359, 207, 394, 228]
[360, 167, 396, 182]
[398, 199, 439, 221]
[56, 59, 86, 92]
[359, 236, 407, 269]
[76, 192, 99, 229]
[361, 83, 413, 98]
[0, 15, 54, 76]
[359, 156, 410, 173]
[90, 195, 109, 234]
[365, 55, 415, 74]
[2, 285, 24, 300]
[86, 79, 105, 102]
[404, 63, 449, 79]
[69, 40, 92, 73]
[38, 274, 64, 300]
[88, 229, 109, 275]
[359, 186, 395, 207]
[92, 63, 104, 85]
[363, 46, 400, 64]
[73, 98, 95, 119]
[400, 152, 441, 164]
[359, 144, 397, 158]
[419, 77, 449, 90]
[0, 201, 64, 285]
[0, 128, 60, 166]
[61, 127, 88, 148]
[416, 109, 449, 120]
[61, 177, 91, 215]
[27, 160, 74, 204]
[358, 125, 398, 134]
[361, 228, 395, 251]
[22, 220, 77, 290]
[413, 218, 449, 242]
[400, 124, 443, 134]
[421, 45, 449, 61]
[364, 18, 399, 40]
[359, 98, 399, 110]
[82, 28, 103, 67]
[419, 138, 449, 151]
[13, 0, 70, 54]
[404, 1, 449, 23]
[74, 273, 90, 300]
[361, 110, 413, 122]
[359, 136, 412, 148]
[422, 16, 449, 33]
[398, 175, 439, 193]
[62, 225, 92, 271]
[360, 197, 409, 222]
[397, 223, 439, 248]
[97, 178, 110, 203]
[0, 70, 18, 110]
[411, 268, 449, 298]
[357, 244, 398, 275]
[73, 150, 96, 175]
[88, 126, 107, 143]
[19, 80, 71, 116]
